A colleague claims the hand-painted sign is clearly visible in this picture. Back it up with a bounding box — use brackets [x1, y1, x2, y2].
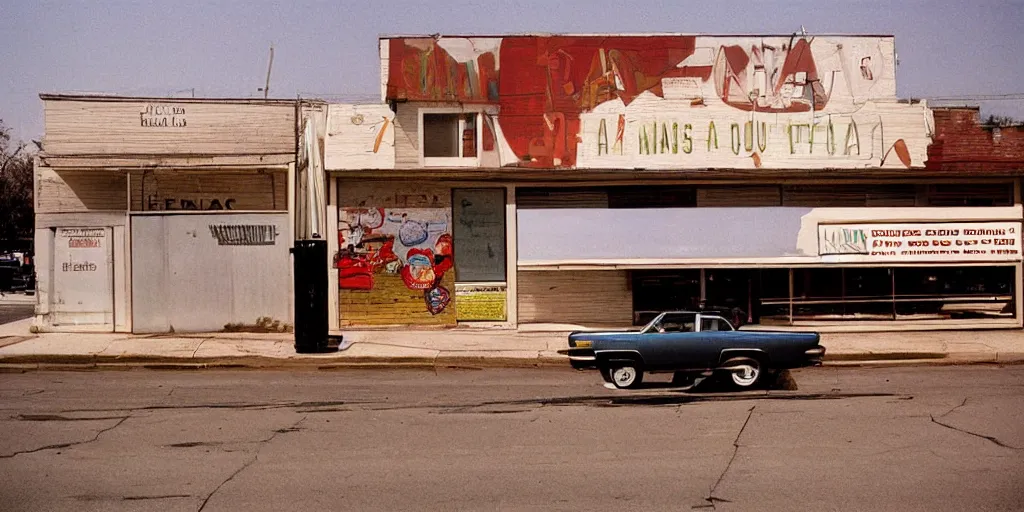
[819, 222, 1022, 262]
[455, 283, 507, 321]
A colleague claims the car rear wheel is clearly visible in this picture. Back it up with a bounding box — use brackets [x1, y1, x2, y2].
[609, 364, 643, 389]
[722, 357, 762, 388]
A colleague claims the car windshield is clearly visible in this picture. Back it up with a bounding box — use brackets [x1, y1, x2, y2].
[642, 313, 697, 333]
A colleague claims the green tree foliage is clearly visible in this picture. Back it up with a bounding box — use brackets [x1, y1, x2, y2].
[0, 120, 34, 243]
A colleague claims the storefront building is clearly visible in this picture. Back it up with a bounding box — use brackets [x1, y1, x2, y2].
[321, 33, 1024, 333]
[34, 95, 297, 333]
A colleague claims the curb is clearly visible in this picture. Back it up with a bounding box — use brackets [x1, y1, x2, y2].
[2, 352, 1024, 371]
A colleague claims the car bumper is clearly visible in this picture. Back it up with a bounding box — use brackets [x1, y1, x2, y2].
[804, 345, 826, 366]
[557, 348, 597, 370]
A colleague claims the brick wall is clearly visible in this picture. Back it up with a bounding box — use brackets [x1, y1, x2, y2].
[926, 108, 1024, 172]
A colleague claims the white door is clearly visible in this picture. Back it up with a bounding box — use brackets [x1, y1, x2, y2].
[51, 227, 114, 329]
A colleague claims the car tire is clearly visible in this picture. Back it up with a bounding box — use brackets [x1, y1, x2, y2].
[609, 363, 643, 389]
[721, 357, 763, 388]
[599, 367, 614, 384]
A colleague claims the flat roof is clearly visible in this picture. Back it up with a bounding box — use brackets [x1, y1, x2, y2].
[379, 32, 896, 39]
[39, 93, 298, 105]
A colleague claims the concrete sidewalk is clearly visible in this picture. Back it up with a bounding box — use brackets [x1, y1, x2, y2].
[2, 316, 1024, 369]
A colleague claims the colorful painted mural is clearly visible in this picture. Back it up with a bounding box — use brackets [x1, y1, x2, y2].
[376, 34, 933, 170]
[337, 207, 455, 319]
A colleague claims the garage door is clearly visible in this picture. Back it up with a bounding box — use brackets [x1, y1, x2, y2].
[131, 213, 291, 333]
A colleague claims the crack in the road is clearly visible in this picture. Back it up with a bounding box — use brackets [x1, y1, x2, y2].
[697, 405, 755, 509]
[940, 397, 970, 417]
[16, 413, 128, 422]
[197, 415, 307, 512]
[124, 494, 192, 501]
[928, 396, 1022, 450]
[0, 415, 129, 459]
[42, 391, 896, 418]
[929, 415, 1022, 450]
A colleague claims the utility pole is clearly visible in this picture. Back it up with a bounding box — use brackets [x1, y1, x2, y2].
[260, 44, 274, 99]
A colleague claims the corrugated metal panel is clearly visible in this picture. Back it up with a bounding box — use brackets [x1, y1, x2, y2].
[43, 99, 295, 156]
[517, 270, 633, 326]
[36, 167, 127, 213]
[129, 171, 285, 211]
[130, 213, 291, 333]
[697, 186, 782, 206]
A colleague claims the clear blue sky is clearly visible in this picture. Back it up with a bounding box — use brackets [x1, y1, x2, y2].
[2, 0, 1023, 143]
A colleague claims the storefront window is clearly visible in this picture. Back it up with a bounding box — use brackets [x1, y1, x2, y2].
[452, 188, 506, 282]
[631, 270, 701, 325]
[894, 266, 1015, 319]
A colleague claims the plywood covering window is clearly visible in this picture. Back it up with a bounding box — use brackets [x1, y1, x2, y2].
[421, 111, 480, 167]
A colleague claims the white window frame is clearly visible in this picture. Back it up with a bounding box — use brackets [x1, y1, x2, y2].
[418, 107, 485, 168]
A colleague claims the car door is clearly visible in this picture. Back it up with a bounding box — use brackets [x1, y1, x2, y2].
[691, 316, 732, 368]
[639, 313, 699, 370]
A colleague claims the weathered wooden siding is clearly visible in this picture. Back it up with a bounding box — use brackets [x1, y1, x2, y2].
[393, 103, 420, 168]
[36, 166, 127, 213]
[517, 270, 633, 326]
[324, 104, 395, 170]
[128, 171, 286, 211]
[42, 98, 296, 157]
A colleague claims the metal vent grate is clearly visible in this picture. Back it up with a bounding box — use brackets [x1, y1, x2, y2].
[208, 224, 279, 246]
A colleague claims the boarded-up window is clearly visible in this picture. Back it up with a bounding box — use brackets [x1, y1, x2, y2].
[926, 183, 1013, 206]
[453, 188, 506, 282]
[782, 184, 916, 207]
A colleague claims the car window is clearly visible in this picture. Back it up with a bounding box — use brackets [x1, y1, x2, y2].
[652, 313, 696, 333]
[701, 318, 720, 332]
[700, 316, 734, 332]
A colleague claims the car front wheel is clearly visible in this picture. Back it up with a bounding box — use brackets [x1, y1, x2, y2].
[609, 364, 643, 389]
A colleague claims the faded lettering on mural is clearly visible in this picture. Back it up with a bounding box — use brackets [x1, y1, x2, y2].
[337, 207, 454, 315]
[819, 222, 1022, 262]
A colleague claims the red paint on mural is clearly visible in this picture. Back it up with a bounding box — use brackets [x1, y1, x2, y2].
[385, 35, 831, 167]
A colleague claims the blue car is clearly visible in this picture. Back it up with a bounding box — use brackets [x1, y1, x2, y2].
[559, 311, 825, 390]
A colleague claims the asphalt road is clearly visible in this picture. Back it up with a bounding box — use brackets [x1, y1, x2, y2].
[1, 366, 1022, 511]
[0, 302, 33, 325]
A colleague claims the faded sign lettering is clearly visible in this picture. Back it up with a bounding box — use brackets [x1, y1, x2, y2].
[819, 222, 1022, 262]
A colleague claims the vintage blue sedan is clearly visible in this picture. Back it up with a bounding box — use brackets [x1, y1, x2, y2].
[559, 311, 825, 390]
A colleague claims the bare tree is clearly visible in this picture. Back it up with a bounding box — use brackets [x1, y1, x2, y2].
[0, 120, 34, 245]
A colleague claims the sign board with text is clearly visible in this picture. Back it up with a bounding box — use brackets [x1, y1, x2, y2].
[818, 222, 1023, 263]
[52, 227, 113, 327]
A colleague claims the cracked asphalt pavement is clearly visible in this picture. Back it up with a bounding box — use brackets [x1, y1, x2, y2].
[0, 365, 1022, 511]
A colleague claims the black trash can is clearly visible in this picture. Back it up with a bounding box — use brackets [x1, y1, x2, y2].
[291, 239, 329, 353]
